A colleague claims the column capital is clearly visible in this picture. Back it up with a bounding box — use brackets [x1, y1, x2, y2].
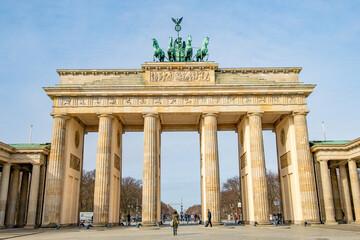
[50, 113, 68, 119]
[202, 112, 218, 118]
[348, 159, 357, 164]
[319, 159, 329, 163]
[247, 111, 264, 117]
[338, 161, 348, 166]
[292, 110, 310, 116]
[98, 114, 114, 119]
[143, 113, 159, 118]
[11, 165, 21, 170]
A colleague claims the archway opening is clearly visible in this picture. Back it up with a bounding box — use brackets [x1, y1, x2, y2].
[263, 130, 281, 223]
[161, 132, 200, 222]
[218, 131, 240, 223]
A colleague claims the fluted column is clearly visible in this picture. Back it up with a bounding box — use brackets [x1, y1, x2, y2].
[202, 113, 221, 225]
[248, 112, 269, 224]
[142, 114, 159, 226]
[25, 164, 41, 228]
[348, 159, 360, 223]
[93, 114, 113, 226]
[17, 171, 29, 227]
[0, 163, 11, 228]
[339, 164, 353, 223]
[330, 167, 343, 221]
[42, 114, 67, 226]
[319, 160, 336, 224]
[5, 166, 20, 227]
[292, 111, 319, 223]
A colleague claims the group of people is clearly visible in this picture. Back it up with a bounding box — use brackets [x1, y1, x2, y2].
[183, 213, 200, 223]
[170, 209, 212, 236]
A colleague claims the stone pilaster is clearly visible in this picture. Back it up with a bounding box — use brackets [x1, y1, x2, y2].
[319, 160, 336, 224]
[25, 164, 41, 228]
[42, 114, 67, 226]
[292, 111, 319, 223]
[93, 114, 113, 226]
[339, 164, 354, 223]
[17, 171, 29, 227]
[201, 113, 221, 225]
[5, 166, 20, 227]
[348, 159, 360, 223]
[142, 113, 159, 226]
[330, 167, 343, 222]
[248, 112, 269, 224]
[0, 163, 11, 228]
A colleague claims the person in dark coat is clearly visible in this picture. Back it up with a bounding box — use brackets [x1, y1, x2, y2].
[127, 213, 131, 226]
[206, 209, 212, 227]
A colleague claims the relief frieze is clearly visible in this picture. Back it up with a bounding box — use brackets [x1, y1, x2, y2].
[57, 94, 301, 107]
[150, 70, 210, 82]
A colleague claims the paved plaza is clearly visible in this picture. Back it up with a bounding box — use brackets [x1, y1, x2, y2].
[1, 224, 360, 240]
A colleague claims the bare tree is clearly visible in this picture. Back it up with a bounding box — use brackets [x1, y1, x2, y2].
[79, 170, 95, 212]
[185, 204, 201, 215]
[266, 170, 280, 214]
[120, 177, 142, 217]
[218, 172, 280, 219]
[220, 176, 241, 218]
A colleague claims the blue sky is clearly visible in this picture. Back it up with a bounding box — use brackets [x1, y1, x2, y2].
[0, 0, 359, 211]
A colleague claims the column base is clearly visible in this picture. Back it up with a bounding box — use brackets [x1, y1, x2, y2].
[349, 221, 360, 225]
[211, 221, 223, 226]
[141, 222, 158, 227]
[324, 221, 338, 225]
[41, 223, 59, 228]
[24, 225, 37, 229]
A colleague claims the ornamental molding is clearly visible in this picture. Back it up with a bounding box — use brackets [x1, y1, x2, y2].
[55, 94, 306, 107]
[56, 66, 301, 76]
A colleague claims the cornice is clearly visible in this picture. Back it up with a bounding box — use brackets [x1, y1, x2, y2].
[56, 66, 302, 75]
[13, 148, 50, 155]
[217, 67, 302, 74]
[310, 138, 360, 152]
[0, 141, 15, 153]
[43, 84, 315, 98]
[57, 69, 144, 76]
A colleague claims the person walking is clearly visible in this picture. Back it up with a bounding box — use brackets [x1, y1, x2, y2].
[127, 213, 131, 226]
[206, 209, 212, 227]
[171, 210, 180, 235]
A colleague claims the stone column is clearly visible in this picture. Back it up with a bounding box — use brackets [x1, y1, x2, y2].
[0, 163, 11, 228]
[248, 112, 269, 224]
[330, 167, 343, 221]
[156, 119, 161, 224]
[202, 113, 221, 225]
[339, 164, 354, 223]
[5, 166, 20, 227]
[93, 114, 113, 226]
[319, 160, 336, 224]
[17, 171, 29, 227]
[142, 113, 159, 226]
[25, 164, 41, 228]
[292, 111, 319, 223]
[348, 159, 360, 223]
[42, 114, 67, 226]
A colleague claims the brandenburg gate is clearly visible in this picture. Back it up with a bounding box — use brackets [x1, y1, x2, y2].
[0, 18, 359, 230]
[39, 61, 320, 226]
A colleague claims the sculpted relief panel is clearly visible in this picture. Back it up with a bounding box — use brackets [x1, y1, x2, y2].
[57, 94, 305, 107]
[150, 70, 210, 82]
